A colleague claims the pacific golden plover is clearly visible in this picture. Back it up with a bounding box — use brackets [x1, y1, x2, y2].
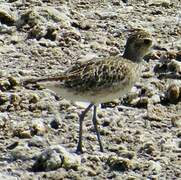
[23, 29, 153, 153]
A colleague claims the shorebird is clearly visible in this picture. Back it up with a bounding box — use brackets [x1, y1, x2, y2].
[23, 29, 153, 153]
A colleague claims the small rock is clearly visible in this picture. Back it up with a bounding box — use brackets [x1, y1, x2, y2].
[29, 93, 40, 104]
[95, 11, 117, 20]
[107, 155, 133, 171]
[65, 112, 78, 120]
[13, 128, 32, 138]
[16, 9, 41, 28]
[59, 29, 81, 46]
[28, 24, 47, 40]
[142, 71, 154, 78]
[171, 116, 181, 127]
[130, 97, 149, 108]
[50, 119, 60, 129]
[0, 173, 19, 180]
[10, 94, 21, 106]
[0, 93, 9, 105]
[149, 160, 162, 174]
[59, 99, 71, 110]
[0, 5, 17, 26]
[31, 118, 46, 136]
[172, 138, 181, 153]
[41, 6, 71, 27]
[6, 141, 19, 150]
[44, 24, 59, 41]
[139, 142, 156, 156]
[19, 130, 32, 138]
[0, 79, 11, 91]
[118, 150, 135, 160]
[147, 104, 168, 121]
[8, 77, 20, 87]
[71, 19, 92, 30]
[10, 143, 32, 160]
[177, 131, 181, 138]
[122, 87, 139, 105]
[112, 0, 122, 5]
[167, 60, 181, 73]
[150, 94, 161, 104]
[154, 63, 168, 73]
[166, 84, 180, 104]
[149, 0, 171, 7]
[28, 136, 47, 148]
[32, 145, 81, 171]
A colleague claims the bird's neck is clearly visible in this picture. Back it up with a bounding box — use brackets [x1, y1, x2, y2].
[123, 48, 143, 63]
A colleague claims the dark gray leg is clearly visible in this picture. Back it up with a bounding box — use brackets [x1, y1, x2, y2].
[76, 103, 94, 154]
[92, 105, 104, 152]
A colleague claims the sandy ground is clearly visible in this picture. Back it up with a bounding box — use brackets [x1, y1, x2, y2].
[0, 0, 181, 179]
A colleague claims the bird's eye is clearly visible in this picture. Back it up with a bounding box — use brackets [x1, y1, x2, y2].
[143, 39, 152, 45]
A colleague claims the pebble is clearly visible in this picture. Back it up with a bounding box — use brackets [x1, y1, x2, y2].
[13, 128, 32, 138]
[10, 143, 32, 160]
[147, 104, 168, 121]
[118, 150, 135, 160]
[19, 130, 32, 138]
[0, 173, 19, 180]
[10, 94, 21, 106]
[148, 0, 171, 7]
[171, 116, 181, 127]
[150, 94, 161, 104]
[130, 97, 149, 108]
[0, 93, 9, 105]
[0, 79, 11, 91]
[32, 145, 81, 171]
[29, 93, 40, 104]
[95, 11, 118, 20]
[166, 84, 180, 104]
[172, 138, 181, 153]
[59, 99, 71, 111]
[139, 142, 156, 156]
[50, 119, 60, 129]
[28, 24, 47, 40]
[107, 155, 133, 171]
[28, 136, 47, 148]
[31, 118, 46, 136]
[0, 5, 17, 26]
[8, 77, 20, 87]
[71, 19, 92, 30]
[167, 60, 181, 74]
[149, 160, 162, 174]
[177, 131, 181, 138]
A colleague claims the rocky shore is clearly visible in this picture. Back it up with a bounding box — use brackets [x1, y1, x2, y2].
[0, 0, 180, 179]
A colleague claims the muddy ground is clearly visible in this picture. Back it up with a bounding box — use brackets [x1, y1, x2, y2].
[0, 0, 181, 179]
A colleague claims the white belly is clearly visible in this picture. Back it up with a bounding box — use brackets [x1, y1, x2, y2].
[42, 80, 134, 104]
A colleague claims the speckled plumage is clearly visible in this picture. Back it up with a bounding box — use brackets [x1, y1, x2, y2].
[23, 29, 153, 153]
[51, 57, 140, 103]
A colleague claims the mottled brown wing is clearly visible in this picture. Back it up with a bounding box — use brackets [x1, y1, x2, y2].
[64, 56, 133, 92]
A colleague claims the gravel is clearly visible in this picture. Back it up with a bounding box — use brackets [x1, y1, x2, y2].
[0, 0, 180, 179]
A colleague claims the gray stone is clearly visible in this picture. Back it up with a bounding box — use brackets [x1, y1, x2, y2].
[148, 0, 171, 7]
[32, 145, 81, 171]
[0, 173, 19, 180]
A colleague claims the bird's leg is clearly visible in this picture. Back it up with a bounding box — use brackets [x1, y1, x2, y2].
[92, 105, 104, 152]
[76, 103, 94, 154]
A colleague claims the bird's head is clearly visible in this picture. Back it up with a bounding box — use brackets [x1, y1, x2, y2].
[123, 29, 153, 62]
